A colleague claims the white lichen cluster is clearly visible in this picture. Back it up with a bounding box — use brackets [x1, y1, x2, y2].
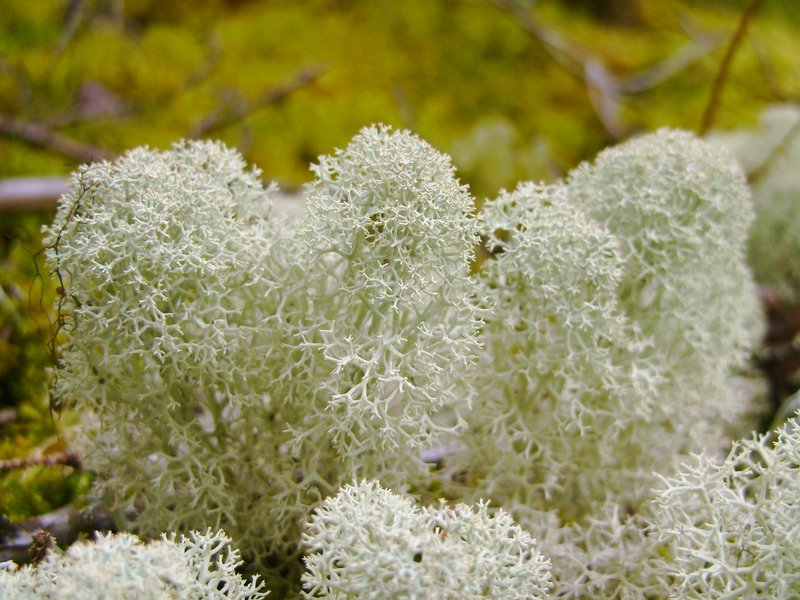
[284, 125, 482, 476]
[710, 103, 800, 302]
[44, 125, 777, 597]
[0, 529, 266, 599]
[654, 413, 800, 598]
[301, 480, 551, 599]
[44, 128, 482, 575]
[45, 140, 306, 565]
[451, 129, 763, 596]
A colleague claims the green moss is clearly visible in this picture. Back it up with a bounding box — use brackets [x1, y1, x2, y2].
[0, 212, 90, 522]
[2, 0, 798, 184]
[0, 0, 62, 52]
[0, 213, 53, 406]
[0, 467, 93, 522]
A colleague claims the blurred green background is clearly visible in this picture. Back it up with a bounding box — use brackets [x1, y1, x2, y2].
[0, 0, 798, 521]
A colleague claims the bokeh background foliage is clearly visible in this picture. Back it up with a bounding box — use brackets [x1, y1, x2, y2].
[2, 0, 799, 193]
[0, 0, 798, 520]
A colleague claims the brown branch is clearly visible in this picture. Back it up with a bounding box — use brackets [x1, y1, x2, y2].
[491, 0, 584, 76]
[494, 0, 633, 138]
[619, 34, 721, 93]
[0, 177, 69, 211]
[749, 113, 800, 187]
[56, 0, 88, 52]
[699, 0, 766, 135]
[0, 113, 112, 164]
[185, 32, 223, 88]
[752, 38, 800, 104]
[191, 65, 326, 139]
[493, 0, 623, 137]
[0, 504, 115, 566]
[0, 407, 17, 425]
[493, 0, 742, 139]
[0, 450, 81, 472]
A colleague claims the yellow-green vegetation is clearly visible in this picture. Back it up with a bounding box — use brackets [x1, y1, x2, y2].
[0, 212, 92, 521]
[1, 1, 798, 194]
[0, 0, 797, 538]
[0, 215, 50, 408]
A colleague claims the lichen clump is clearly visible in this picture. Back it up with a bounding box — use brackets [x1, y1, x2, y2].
[0, 529, 267, 599]
[44, 127, 483, 575]
[43, 125, 772, 596]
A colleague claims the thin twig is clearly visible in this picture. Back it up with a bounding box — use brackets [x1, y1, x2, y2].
[0, 408, 17, 425]
[491, 0, 583, 76]
[0, 504, 115, 566]
[0, 177, 69, 211]
[699, 0, 766, 135]
[492, 0, 718, 140]
[185, 32, 223, 88]
[190, 65, 326, 138]
[0, 113, 112, 164]
[0, 450, 81, 472]
[492, 0, 625, 136]
[619, 34, 720, 93]
[583, 57, 624, 138]
[751, 39, 800, 104]
[749, 113, 800, 186]
[56, 0, 88, 52]
[494, 0, 739, 139]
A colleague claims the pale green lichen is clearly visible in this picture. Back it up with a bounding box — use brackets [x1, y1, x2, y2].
[711, 104, 800, 303]
[43, 126, 770, 598]
[284, 124, 483, 476]
[451, 129, 763, 598]
[44, 129, 483, 578]
[301, 480, 551, 599]
[0, 529, 267, 599]
[44, 140, 307, 568]
[653, 413, 800, 598]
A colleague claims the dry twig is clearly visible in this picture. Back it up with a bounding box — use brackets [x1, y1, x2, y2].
[0, 408, 17, 425]
[0, 177, 69, 211]
[0, 450, 81, 472]
[699, 0, 766, 135]
[0, 504, 115, 566]
[0, 113, 112, 164]
[492, 0, 719, 139]
[190, 65, 326, 138]
[748, 111, 800, 187]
